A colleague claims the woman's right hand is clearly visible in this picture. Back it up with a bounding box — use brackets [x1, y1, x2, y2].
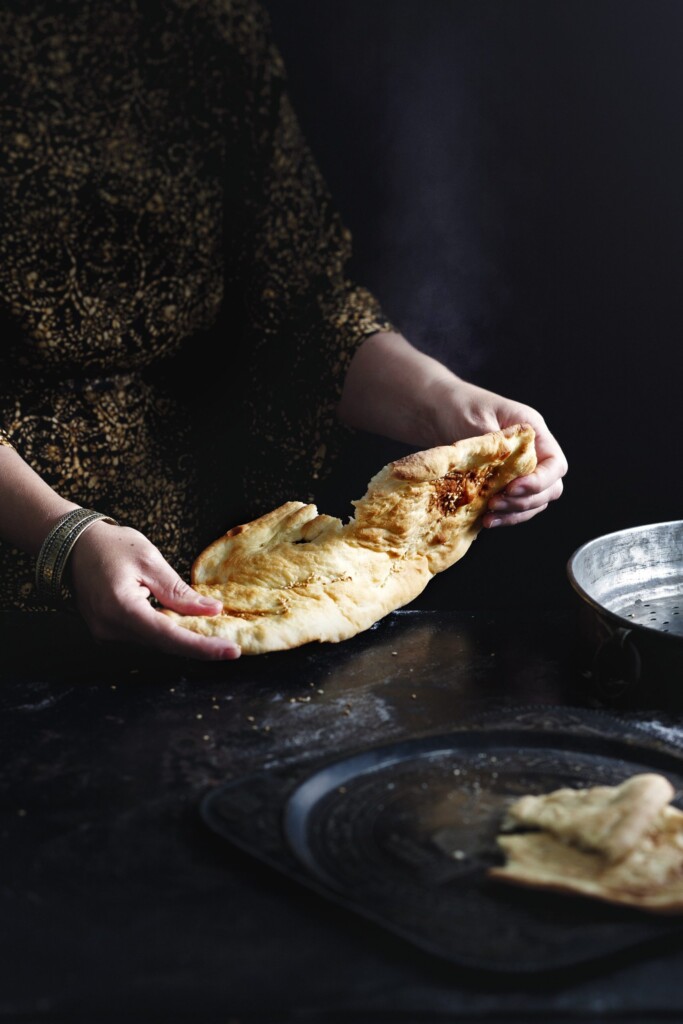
[68, 520, 240, 660]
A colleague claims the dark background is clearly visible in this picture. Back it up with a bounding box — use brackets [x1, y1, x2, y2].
[263, 0, 683, 613]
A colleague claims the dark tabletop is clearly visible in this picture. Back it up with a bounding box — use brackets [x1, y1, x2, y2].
[2, 607, 683, 1024]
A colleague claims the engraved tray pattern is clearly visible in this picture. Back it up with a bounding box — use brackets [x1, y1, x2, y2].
[201, 707, 683, 974]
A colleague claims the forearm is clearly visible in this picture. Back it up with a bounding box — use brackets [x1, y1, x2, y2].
[337, 331, 462, 447]
[0, 446, 78, 555]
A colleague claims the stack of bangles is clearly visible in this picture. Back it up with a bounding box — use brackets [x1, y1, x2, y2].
[35, 507, 119, 606]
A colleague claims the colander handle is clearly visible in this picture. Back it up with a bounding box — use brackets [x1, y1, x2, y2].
[591, 626, 642, 698]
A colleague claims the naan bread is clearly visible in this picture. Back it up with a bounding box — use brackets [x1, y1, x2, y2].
[489, 774, 683, 913]
[501, 773, 674, 864]
[166, 424, 536, 654]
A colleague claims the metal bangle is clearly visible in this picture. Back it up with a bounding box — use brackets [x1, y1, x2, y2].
[35, 508, 119, 606]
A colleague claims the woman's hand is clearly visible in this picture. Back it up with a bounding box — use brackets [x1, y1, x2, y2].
[68, 520, 239, 659]
[340, 331, 567, 528]
[431, 378, 568, 528]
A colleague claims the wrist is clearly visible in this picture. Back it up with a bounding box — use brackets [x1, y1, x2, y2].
[425, 377, 508, 446]
[340, 331, 466, 447]
[34, 501, 83, 556]
[35, 508, 119, 607]
[418, 372, 470, 448]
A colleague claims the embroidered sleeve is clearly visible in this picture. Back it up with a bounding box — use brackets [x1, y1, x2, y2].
[231, 2, 394, 507]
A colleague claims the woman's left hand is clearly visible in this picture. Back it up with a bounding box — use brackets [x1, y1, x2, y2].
[339, 331, 567, 528]
[432, 378, 568, 528]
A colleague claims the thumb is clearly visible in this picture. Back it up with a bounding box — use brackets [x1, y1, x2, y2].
[150, 563, 223, 616]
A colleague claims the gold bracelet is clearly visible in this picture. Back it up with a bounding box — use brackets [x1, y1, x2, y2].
[35, 508, 119, 606]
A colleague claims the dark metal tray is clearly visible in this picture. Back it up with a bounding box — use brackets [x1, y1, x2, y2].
[200, 707, 683, 975]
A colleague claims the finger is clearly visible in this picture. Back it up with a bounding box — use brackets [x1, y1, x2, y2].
[147, 561, 223, 616]
[483, 503, 549, 528]
[505, 454, 567, 497]
[488, 478, 563, 514]
[505, 426, 568, 498]
[128, 600, 241, 660]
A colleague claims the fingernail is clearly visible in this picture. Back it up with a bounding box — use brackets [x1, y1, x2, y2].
[489, 498, 508, 511]
[488, 517, 502, 528]
[506, 484, 526, 497]
[198, 595, 221, 609]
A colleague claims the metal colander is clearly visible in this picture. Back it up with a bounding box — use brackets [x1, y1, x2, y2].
[567, 520, 683, 701]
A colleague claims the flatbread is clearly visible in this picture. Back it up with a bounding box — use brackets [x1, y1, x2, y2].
[489, 774, 683, 913]
[165, 423, 536, 654]
[501, 773, 674, 863]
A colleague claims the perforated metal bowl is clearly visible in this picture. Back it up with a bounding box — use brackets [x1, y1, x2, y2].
[567, 520, 683, 703]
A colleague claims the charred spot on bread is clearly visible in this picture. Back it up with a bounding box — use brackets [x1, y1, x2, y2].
[431, 466, 499, 516]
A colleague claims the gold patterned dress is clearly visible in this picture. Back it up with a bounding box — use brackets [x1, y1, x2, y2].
[0, 0, 391, 610]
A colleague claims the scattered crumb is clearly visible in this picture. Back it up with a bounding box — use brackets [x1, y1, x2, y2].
[247, 715, 255, 722]
[195, 713, 203, 720]
[169, 688, 175, 693]
[202, 734, 210, 741]
[452, 850, 466, 861]
[110, 685, 117, 690]
[317, 688, 324, 695]
[338, 786, 347, 794]
[129, 668, 140, 674]
[295, 696, 311, 704]
[212, 705, 220, 711]
[411, 693, 417, 700]
[391, 651, 398, 656]
[17, 809, 27, 818]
